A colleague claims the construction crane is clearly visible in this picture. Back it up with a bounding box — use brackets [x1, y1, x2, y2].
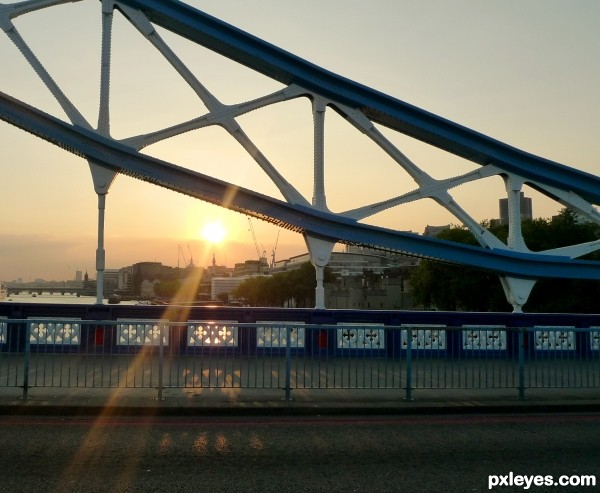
[177, 244, 195, 269]
[247, 218, 267, 268]
[177, 244, 187, 268]
[187, 244, 195, 267]
[271, 230, 280, 268]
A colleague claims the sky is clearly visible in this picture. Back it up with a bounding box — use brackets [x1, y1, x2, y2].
[0, 0, 599, 281]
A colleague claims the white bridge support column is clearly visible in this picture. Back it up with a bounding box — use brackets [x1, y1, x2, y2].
[96, 193, 107, 304]
[505, 175, 528, 252]
[500, 175, 536, 312]
[89, 162, 117, 305]
[304, 235, 334, 309]
[312, 97, 327, 210]
[499, 276, 536, 313]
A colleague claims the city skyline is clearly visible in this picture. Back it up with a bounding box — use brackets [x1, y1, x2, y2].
[1, 0, 599, 281]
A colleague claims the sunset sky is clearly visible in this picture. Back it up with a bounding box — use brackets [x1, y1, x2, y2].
[1, 0, 599, 281]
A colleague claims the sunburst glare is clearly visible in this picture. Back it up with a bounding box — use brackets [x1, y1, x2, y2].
[201, 221, 227, 244]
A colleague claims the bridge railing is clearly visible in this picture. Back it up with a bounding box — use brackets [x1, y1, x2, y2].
[1, 318, 598, 401]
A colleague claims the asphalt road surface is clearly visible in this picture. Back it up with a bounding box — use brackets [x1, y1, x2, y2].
[0, 413, 599, 492]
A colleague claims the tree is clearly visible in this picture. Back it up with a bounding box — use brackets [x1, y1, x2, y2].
[216, 292, 229, 304]
[153, 279, 183, 298]
[411, 210, 600, 312]
[233, 262, 335, 307]
[234, 275, 271, 306]
[410, 226, 509, 311]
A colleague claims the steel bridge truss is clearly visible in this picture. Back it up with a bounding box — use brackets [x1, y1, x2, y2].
[1, 0, 600, 311]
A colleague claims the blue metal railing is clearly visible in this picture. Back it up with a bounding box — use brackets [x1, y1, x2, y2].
[1, 318, 598, 401]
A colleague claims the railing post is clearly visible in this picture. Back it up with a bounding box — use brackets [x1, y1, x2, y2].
[22, 321, 31, 400]
[156, 323, 165, 401]
[405, 328, 413, 401]
[284, 325, 292, 401]
[518, 329, 526, 400]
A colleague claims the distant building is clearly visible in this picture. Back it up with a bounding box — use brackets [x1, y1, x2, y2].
[118, 266, 132, 294]
[326, 268, 414, 310]
[206, 253, 231, 278]
[499, 192, 532, 225]
[131, 262, 162, 296]
[423, 225, 450, 237]
[81, 271, 96, 296]
[211, 277, 248, 301]
[103, 269, 120, 296]
[74, 270, 83, 282]
[272, 247, 395, 277]
[269, 245, 419, 310]
[140, 279, 160, 299]
[130, 262, 192, 297]
[233, 259, 267, 277]
[92, 244, 421, 307]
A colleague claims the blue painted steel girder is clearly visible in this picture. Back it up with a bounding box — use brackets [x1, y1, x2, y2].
[118, 0, 600, 204]
[2, 90, 600, 281]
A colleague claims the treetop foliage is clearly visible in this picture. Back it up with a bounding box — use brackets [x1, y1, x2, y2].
[411, 209, 600, 313]
[233, 262, 335, 307]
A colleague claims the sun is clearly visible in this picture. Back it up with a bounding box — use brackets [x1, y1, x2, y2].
[201, 220, 227, 244]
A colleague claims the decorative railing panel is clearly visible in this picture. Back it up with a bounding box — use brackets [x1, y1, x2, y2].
[401, 325, 446, 350]
[590, 332, 600, 351]
[0, 317, 6, 344]
[462, 326, 507, 350]
[28, 318, 80, 345]
[257, 322, 305, 348]
[590, 329, 600, 351]
[187, 321, 238, 347]
[117, 319, 169, 346]
[534, 327, 576, 351]
[336, 324, 385, 350]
